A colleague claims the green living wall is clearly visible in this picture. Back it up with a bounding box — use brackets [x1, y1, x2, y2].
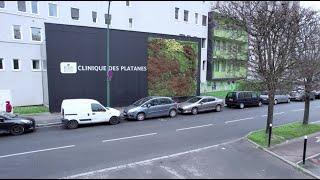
[147, 38, 198, 97]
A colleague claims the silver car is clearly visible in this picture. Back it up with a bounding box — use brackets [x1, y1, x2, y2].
[260, 91, 291, 105]
[178, 96, 224, 115]
[122, 96, 178, 121]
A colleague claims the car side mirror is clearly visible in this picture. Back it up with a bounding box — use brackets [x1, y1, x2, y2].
[147, 104, 151, 108]
[199, 102, 203, 104]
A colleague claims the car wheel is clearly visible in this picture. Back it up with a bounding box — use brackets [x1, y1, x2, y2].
[258, 101, 262, 107]
[67, 120, 78, 129]
[274, 99, 278, 105]
[239, 103, 245, 109]
[109, 116, 120, 125]
[191, 107, 198, 115]
[137, 113, 145, 121]
[10, 125, 25, 136]
[169, 109, 177, 118]
[215, 105, 222, 112]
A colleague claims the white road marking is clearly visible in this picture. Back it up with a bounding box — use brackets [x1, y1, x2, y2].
[61, 138, 243, 179]
[261, 112, 285, 117]
[316, 137, 320, 143]
[102, 133, 157, 143]
[176, 124, 213, 131]
[37, 124, 62, 128]
[0, 145, 75, 159]
[160, 165, 185, 179]
[291, 109, 304, 112]
[225, 117, 254, 124]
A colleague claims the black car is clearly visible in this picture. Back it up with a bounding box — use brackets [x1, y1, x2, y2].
[225, 91, 262, 109]
[0, 112, 36, 135]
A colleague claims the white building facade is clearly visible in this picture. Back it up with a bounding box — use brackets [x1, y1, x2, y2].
[0, 1, 212, 107]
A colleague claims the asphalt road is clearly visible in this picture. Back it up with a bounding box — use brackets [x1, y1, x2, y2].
[1, 100, 320, 178]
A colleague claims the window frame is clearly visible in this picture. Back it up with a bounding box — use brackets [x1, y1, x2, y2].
[183, 10, 189, 22]
[91, 103, 106, 112]
[31, 1, 38, 14]
[174, 7, 179, 20]
[0, 1, 5, 9]
[31, 59, 41, 71]
[17, 1, 26, 12]
[30, 27, 42, 42]
[128, 18, 133, 28]
[12, 25, 22, 40]
[48, 2, 58, 18]
[71, 7, 80, 20]
[202, 15, 207, 26]
[195, 13, 199, 24]
[201, 38, 206, 48]
[0, 58, 4, 71]
[12, 59, 21, 71]
[125, 1, 130, 7]
[92, 11, 97, 23]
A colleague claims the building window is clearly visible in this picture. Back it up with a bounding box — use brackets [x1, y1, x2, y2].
[175, 7, 179, 20]
[126, 1, 130, 6]
[32, 59, 41, 71]
[71, 8, 79, 20]
[221, 60, 226, 72]
[17, 1, 26, 12]
[201, 38, 206, 48]
[0, 1, 5, 8]
[13, 25, 22, 40]
[184, 10, 189, 22]
[202, 60, 206, 70]
[92, 11, 97, 23]
[12, 59, 20, 71]
[0, 58, 4, 70]
[129, 18, 133, 28]
[195, 13, 198, 24]
[31, 27, 41, 41]
[31, 1, 38, 14]
[202, 15, 207, 26]
[215, 61, 220, 72]
[49, 3, 57, 17]
[105, 14, 111, 25]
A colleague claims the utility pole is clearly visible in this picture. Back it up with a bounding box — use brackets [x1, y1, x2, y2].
[106, 1, 111, 107]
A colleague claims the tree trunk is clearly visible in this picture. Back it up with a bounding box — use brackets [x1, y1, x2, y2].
[303, 89, 311, 125]
[266, 90, 275, 134]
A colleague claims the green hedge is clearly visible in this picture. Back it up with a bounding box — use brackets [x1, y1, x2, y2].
[13, 105, 49, 115]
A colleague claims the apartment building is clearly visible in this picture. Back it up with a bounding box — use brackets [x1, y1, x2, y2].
[0, 1, 211, 111]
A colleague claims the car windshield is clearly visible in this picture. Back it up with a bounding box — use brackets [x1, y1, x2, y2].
[0, 112, 17, 119]
[133, 97, 153, 106]
[186, 97, 202, 103]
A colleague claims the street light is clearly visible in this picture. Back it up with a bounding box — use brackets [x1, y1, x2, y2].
[106, 1, 111, 107]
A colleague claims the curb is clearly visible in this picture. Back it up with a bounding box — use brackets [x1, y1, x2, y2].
[36, 122, 62, 127]
[246, 133, 320, 179]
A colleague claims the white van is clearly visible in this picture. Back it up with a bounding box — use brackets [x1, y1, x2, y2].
[61, 99, 121, 129]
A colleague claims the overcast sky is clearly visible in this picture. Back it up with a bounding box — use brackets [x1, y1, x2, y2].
[300, 1, 320, 10]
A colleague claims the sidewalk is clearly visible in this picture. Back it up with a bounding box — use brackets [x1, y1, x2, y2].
[23, 107, 125, 127]
[269, 132, 320, 178]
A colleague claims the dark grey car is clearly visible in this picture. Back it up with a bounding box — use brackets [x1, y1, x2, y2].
[178, 96, 224, 115]
[122, 96, 178, 121]
[0, 112, 36, 135]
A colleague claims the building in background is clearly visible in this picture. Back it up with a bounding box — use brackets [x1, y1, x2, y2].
[0, 1, 210, 109]
[202, 11, 248, 96]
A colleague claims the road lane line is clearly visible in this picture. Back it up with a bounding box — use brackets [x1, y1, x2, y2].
[311, 120, 320, 124]
[0, 145, 75, 159]
[291, 109, 304, 112]
[61, 137, 243, 179]
[225, 117, 254, 124]
[261, 112, 285, 117]
[176, 124, 213, 131]
[102, 133, 157, 143]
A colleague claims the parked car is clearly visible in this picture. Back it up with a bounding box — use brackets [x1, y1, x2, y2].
[289, 90, 316, 101]
[122, 96, 178, 121]
[260, 91, 291, 105]
[0, 111, 36, 135]
[61, 99, 121, 129]
[225, 91, 262, 109]
[178, 96, 224, 115]
[313, 90, 320, 99]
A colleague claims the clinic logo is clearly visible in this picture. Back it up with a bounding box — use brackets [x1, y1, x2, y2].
[60, 62, 77, 74]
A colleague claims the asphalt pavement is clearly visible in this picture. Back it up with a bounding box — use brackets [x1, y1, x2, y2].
[1, 100, 319, 178]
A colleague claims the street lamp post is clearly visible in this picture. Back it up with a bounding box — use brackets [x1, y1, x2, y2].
[106, 1, 111, 107]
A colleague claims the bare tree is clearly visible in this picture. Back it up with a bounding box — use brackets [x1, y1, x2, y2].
[293, 8, 320, 125]
[212, 1, 300, 133]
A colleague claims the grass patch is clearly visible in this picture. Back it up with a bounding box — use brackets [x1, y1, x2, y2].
[248, 122, 320, 147]
[201, 90, 230, 99]
[13, 105, 49, 115]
